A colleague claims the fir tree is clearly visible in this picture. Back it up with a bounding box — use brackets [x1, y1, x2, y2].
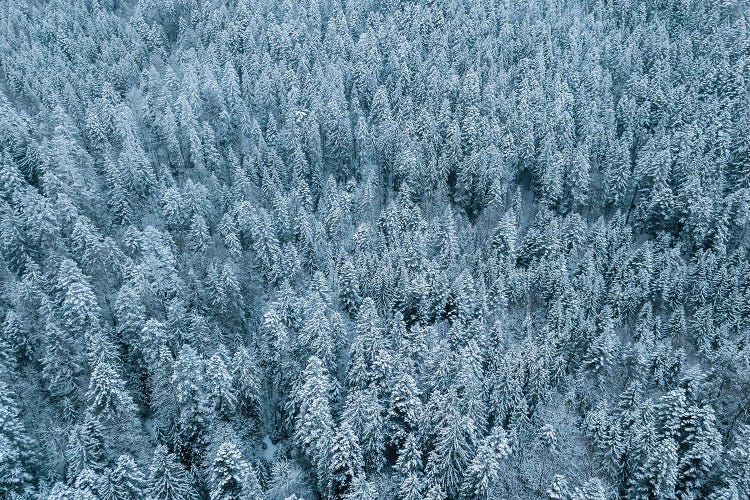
[328, 422, 364, 497]
[0, 380, 35, 497]
[209, 441, 262, 500]
[294, 356, 335, 492]
[147, 446, 196, 500]
[462, 426, 512, 499]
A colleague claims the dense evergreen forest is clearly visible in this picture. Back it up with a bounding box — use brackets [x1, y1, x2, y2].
[0, 0, 749, 497]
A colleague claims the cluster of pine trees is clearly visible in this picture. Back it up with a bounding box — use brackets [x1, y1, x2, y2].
[0, 0, 749, 497]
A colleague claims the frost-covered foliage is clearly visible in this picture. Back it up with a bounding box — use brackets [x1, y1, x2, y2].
[0, 0, 749, 497]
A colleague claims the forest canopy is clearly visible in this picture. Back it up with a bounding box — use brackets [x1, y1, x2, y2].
[0, 0, 749, 498]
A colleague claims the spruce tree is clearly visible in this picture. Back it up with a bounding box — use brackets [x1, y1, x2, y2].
[0, 380, 35, 497]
